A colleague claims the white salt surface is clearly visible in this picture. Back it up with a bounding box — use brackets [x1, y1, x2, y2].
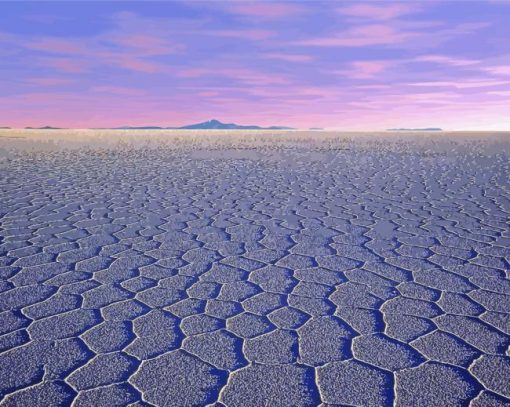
[0, 129, 509, 406]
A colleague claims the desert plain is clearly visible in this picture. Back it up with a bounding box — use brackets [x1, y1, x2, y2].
[0, 129, 509, 406]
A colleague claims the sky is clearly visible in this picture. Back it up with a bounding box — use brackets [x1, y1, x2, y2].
[1, 0, 510, 130]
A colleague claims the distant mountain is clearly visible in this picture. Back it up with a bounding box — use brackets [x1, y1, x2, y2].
[178, 119, 294, 130]
[98, 119, 294, 131]
[25, 126, 63, 130]
[387, 128, 443, 131]
[309, 127, 324, 130]
[0, 126, 10, 129]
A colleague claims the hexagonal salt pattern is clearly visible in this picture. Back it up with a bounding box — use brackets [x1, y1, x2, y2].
[0, 133, 509, 406]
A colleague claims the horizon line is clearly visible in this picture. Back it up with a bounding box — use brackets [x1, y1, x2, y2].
[4, 127, 510, 132]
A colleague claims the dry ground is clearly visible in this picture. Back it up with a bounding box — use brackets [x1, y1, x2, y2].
[0, 130, 509, 406]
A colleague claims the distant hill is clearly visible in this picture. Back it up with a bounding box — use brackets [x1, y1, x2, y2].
[387, 128, 443, 131]
[100, 119, 294, 130]
[25, 126, 64, 130]
[309, 127, 324, 130]
[179, 119, 294, 130]
[0, 126, 10, 129]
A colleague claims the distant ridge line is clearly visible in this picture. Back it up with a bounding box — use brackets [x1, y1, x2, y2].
[112, 119, 294, 130]
[24, 126, 63, 130]
[387, 128, 443, 131]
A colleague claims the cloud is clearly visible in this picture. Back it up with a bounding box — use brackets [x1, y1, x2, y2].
[334, 61, 390, 79]
[9, 12, 184, 74]
[399, 91, 460, 103]
[296, 24, 415, 47]
[261, 53, 313, 62]
[210, 29, 275, 41]
[175, 67, 289, 85]
[337, 3, 418, 20]
[198, 90, 220, 97]
[228, 2, 304, 18]
[91, 86, 146, 96]
[175, 68, 209, 79]
[35, 44, 167, 73]
[246, 85, 342, 100]
[27, 38, 85, 54]
[26, 77, 76, 86]
[42, 58, 87, 73]
[26, 77, 75, 86]
[415, 55, 480, 66]
[356, 84, 392, 90]
[94, 52, 165, 73]
[105, 33, 184, 56]
[485, 65, 510, 75]
[295, 20, 489, 50]
[487, 90, 510, 96]
[409, 79, 510, 89]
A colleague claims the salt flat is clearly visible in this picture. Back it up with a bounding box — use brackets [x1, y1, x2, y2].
[0, 130, 509, 406]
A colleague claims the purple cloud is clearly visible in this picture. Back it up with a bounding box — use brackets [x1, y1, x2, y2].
[295, 24, 417, 47]
[211, 29, 275, 41]
[261, 53, 313, 62]
[334, 61, 391, 79]
[414, 55, 480, 66]
[336, 3, 419, 20]
[227, 2, 304, 19]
